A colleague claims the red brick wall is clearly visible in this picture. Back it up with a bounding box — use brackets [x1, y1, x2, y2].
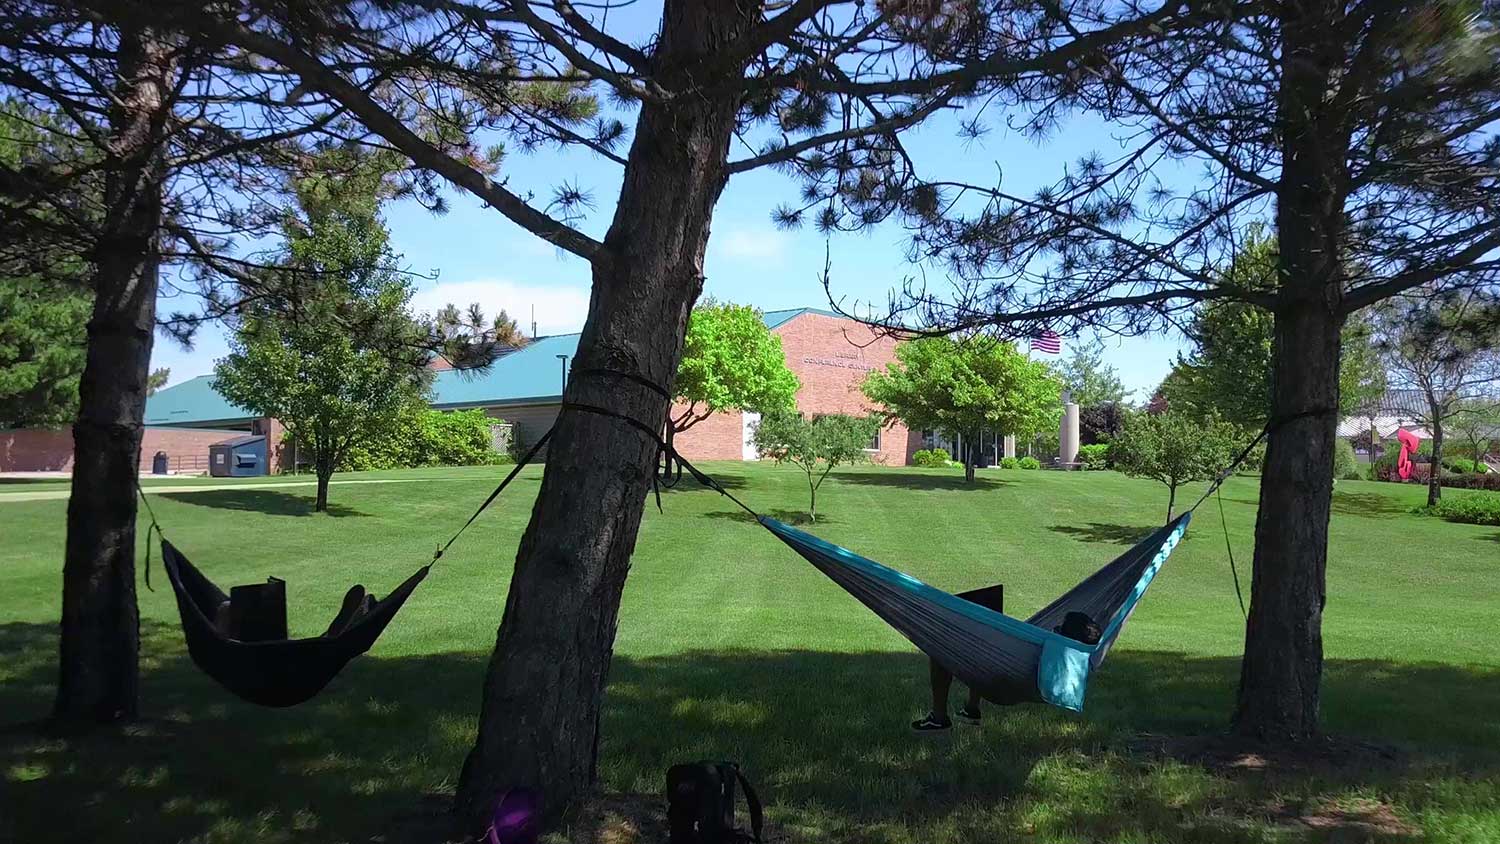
[250, 418, 289, 473]
[0, 426, 255, 474]
[773, 312, 922, 465]
[671, 403, 746, 461]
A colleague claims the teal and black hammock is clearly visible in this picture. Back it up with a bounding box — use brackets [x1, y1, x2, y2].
[757, 513, 1189, 711]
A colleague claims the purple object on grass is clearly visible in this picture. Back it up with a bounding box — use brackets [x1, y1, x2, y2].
[487, 787, 541, 844]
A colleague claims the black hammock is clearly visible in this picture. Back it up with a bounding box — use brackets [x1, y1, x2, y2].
[146, 433, 549, 708]
[161, 541, 429, 708]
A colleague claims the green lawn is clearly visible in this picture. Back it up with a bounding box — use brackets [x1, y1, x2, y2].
[2, 464, 1497, 843]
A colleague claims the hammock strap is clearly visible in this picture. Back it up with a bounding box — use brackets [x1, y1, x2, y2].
[135, 478, 166, 592]
[1184, 406, 1337, 516]
[431, 429, 553, 565]
[1216, 485, 1246, 618]
[560, 401, 762, 519]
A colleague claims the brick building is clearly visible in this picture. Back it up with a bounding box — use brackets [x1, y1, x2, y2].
[0, 307, 923, 474]
[424, 307, 922, 465]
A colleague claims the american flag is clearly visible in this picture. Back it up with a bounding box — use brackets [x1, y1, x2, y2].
[1029, 330, 1062, 355]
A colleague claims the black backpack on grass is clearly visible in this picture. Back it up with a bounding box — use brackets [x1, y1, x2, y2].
[666, 761, 763, 844]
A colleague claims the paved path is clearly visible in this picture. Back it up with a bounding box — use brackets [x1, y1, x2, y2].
[0, 475, 492, 503]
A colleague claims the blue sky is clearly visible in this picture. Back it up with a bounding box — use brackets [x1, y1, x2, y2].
[149, 8, 1195, 400]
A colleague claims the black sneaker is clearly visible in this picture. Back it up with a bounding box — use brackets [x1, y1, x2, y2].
[911, 712, 952, 732]
[955, 705, 981, 725]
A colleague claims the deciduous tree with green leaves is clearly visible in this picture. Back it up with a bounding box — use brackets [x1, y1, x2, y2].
[751, 411, 878, 523]
[673, 302, 799, 432]
[215, 152, 430, 511]
[862, 337, 1060, 483]
[1112, 410, 1239, 522]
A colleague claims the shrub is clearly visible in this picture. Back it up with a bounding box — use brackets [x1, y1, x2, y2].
[912, 448, 951, 468]
[419, 409, 508, 467]
[1428, 492, 1500, 526]
[999, 456, 1020, 469]
[1079, 402, 1129, 445]
[1077, 443, 1111, 471]
[1333, 438, 1362, 480]
[1018, 456, 1041, 470]
[341, 407, 505, 471]
[1442, 472, 1500, 491]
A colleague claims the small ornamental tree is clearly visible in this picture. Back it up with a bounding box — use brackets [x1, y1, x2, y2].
[1451, 401, 1500, 468]
[751, 411, 878, 522]
[674, 302, 799, 432]
[1112, 410, 1239, 522]
[862, 336, 1060, 483]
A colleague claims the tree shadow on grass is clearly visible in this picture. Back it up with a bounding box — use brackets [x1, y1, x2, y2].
[158, 489, 367, 518]
[702, 508, 830, 526]
[1330, 490, 1411, 518]
[656, 472, 748, 492]
[3, 621, 1498, 844]
[829, 470, 1010, 491]
[1048, 522, 1164, 546]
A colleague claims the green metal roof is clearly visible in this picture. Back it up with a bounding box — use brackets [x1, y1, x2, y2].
[146, 307, 840, 424]
[143, 375, 255, 426]
[761, 306, 841, 329]
[430, 332, 578, 408]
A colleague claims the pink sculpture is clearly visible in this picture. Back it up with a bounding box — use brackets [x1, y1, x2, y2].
[1397, 428, 1421, 481]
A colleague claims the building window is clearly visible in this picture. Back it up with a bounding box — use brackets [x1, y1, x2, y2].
[866, 427, 881, 451]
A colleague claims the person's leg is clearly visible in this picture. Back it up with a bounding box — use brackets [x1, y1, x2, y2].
[913, 659, 955, 731]
[956, 687, 983, 723]
[930, 659, 953, 715]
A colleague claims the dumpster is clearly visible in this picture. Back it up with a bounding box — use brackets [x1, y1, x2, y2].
[152, 451, 169, 475]
[208, 435, 268, 477]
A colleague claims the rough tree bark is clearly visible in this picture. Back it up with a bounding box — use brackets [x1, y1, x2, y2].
[1232, 0, 1349, 741]
[1426, 408, 1445, 507]
[53, 29, 172, 725]
[454, 0, 755, 824]
[314, 453, 333, 512]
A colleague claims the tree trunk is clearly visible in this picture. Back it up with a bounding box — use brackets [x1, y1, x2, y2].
[315, 458, 332, 513]
[807, 474, 818, 523]
[54, 30, 173, 726]
[1166, 484, 1176, 523]
[454, 1, 753, 825]
[1232, 0, 1350, 741]
[1427, 416, 1444, 507]
[965, 431, 978, 483]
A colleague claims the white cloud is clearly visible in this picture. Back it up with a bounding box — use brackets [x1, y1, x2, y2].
[410, 278, 590, 337]
[710, 227, 789, 263]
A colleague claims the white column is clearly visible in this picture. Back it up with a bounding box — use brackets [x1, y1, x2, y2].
[1002, 434, 1016, 459]
[741, 412, 761, 460]
[1060, 391, 1080, 467]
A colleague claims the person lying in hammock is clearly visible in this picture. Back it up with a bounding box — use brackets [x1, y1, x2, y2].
[912, 599, 1103, 732]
